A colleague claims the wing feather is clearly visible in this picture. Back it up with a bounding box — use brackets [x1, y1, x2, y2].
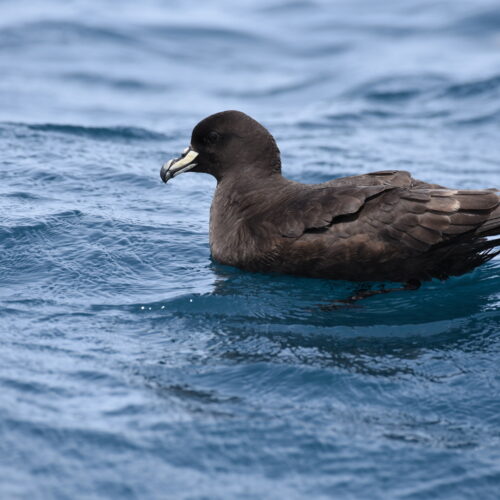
[270, 171, 499, 264]
[365, 188, 500, 255]
[276, 185, 388, 238]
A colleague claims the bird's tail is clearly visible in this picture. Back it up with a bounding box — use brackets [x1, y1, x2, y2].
[428, 194, 500, 280]
[477, 201, 500, 237]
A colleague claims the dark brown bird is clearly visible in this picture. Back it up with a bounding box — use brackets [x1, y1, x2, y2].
[160, 110, 500, 288]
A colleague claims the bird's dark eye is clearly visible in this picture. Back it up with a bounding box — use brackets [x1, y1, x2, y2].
[206, 131, 220, 145]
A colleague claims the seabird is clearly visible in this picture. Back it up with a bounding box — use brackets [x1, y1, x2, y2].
[160, 110, 500, 288]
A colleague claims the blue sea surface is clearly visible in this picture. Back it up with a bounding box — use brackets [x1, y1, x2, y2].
[1, 0, 500, 498]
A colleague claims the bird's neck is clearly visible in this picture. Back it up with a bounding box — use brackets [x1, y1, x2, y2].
[208, 172, 290, 267]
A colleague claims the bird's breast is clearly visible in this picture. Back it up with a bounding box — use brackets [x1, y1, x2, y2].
[209, 198, 276, 269]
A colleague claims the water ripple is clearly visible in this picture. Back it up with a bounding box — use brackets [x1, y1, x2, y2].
[1, 0, 500, 498]
[26, 123, 167, 141]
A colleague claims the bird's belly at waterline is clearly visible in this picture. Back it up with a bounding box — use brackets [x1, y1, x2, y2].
[210, 231, 425, 283]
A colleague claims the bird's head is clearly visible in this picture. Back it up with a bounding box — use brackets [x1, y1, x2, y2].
[160, 110, 281, 183]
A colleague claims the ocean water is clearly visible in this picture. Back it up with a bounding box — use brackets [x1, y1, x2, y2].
[1, 0, 500, 498]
